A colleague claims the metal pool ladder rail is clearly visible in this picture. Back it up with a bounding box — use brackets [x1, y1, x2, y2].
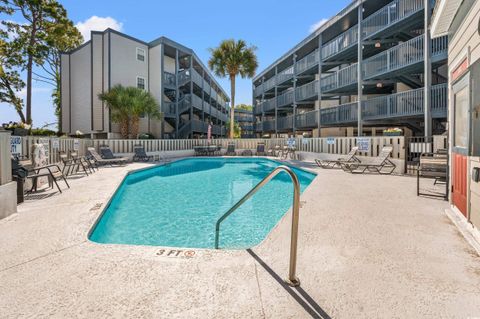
[214, 165, 302, 287]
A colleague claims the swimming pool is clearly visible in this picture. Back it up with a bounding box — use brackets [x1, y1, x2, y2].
[89, 158, 316, 249]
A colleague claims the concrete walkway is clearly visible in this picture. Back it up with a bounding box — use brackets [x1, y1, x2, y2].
[0, 159, 479, 318]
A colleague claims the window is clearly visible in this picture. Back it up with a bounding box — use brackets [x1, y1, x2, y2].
[137, 76, 146, 90]
[136, 48, 145, 62]
[454, 86, 469, 149]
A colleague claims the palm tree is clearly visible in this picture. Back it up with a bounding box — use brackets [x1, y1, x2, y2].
[98, 85, 162, 138]
[128, 87, 162, 138]
[98, 85, 131, 138]
[208, 39, 258, 139]
[226, 120, 242, 138]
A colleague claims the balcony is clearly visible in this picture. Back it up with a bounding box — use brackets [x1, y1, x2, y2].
[263, 76, 276, 92]
[263, 119, 276, 132]
[296, 80, 318, 102]
[253, 83, 263, 98]
[277, 89, 294, 107]
[256, 84, 447, 130]
[362, 0, 424, 40]
[321, 26, 358, 61]
[163, 72, 176, 88]
[363, 34, 448, 80]
[296, 110, 318, 129]
[277, 65, 294, 85]
[321, 63, 358, 93]
[296, 49, 319, 75]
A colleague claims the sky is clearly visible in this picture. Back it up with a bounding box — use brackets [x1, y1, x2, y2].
[0, 0, 351, 128]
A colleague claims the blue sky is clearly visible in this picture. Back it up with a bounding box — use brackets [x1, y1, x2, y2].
[1, 0, 351, 128]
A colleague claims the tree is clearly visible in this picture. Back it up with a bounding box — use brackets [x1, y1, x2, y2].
[98, 85, 162, 139]
[1, 0, 73, 125]
[226, 120, 241, 138]
[236, 104, 253, 111]
[0, 30, 26, 122]
[128, 87, 162, 138]
[208, 39, 258, 138]
[34, 13, 83, 130]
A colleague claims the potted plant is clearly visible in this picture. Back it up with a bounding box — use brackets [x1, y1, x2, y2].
[383, 127, 403, 136]
[2, 122, 31, 136]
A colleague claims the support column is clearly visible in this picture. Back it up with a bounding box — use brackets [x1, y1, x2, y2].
[160, 43, 165, 139]
[189, 56, 194, 139]
[317, 34, 323, 137]
[274, 66, 278, 137]
[293, 54, 297, 136]
[424, 0, 432, 137]
[357, 3, 364, 137]
[175, 49, 179, 139]
[261, 76, 265, 136]
[202, 70, 205, 123]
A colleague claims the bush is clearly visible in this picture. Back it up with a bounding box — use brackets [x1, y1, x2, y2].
[138, 133, 155, 139]
[30, 128, 58, 136]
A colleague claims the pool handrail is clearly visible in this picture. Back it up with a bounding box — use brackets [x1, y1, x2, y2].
[214, 165, 302, 287]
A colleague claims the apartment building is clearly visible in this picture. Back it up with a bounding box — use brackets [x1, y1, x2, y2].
[431, 0, 480, 229]
[234, 109, 255, 138]
[61, 29, 230, 139]
[252, 0, 448, 138]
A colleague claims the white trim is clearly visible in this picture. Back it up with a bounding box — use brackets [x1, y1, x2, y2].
[431, 0, 464, 38]
[136, 76, 146, 90]
[136, 47, 146, 62]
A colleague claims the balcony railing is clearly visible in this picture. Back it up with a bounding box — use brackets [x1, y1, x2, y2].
[321, 63, 358, 92]
[256, 84, 447, 129]
[296, 80, 318, 101]
[321, 102, 358, 125]
[363, 34, 448, 79]
[296, 110, 318, 128]
[277, 89, 294, 107]
[321, 26, 358, 60]
[264, 76, 276, 92]
[362, 0, 423, 39]
[277, 65, 294, 84]
[254, 84, 263, 98]
[296, 49, 319, 74]
[263, 119, 276, 131]
[163, 72, 176, 87]
[262, 97, 276, 112]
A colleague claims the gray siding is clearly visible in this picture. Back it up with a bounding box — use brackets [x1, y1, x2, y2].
[60, 54, 70, 133]
[91, 33, 104, 131]
[70, 44, 91, 134]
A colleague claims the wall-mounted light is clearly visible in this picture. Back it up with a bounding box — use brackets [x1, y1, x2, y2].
[376, 83, 383, 88]
[375, 42, 381, 48]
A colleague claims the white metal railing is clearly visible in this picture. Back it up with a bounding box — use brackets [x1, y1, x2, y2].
[296, 49, 319, 74]
[321, 26, 358, 60]
[295, 80, 318, 101]
[362, 0, 424, 39]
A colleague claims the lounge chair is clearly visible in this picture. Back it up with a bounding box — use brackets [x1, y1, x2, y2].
[87, 147, 128, 166]
[315, 146, 360, 169]
[70, 150, 96, 173]
[133, 145, 154, 162]
[226, 143, 236, 156]
[60, 152, 89, 176]
[340, 146, 396, 175]
[11, 157, 70, 194]
[99, 146, 129, 163]
[256, 143, 266, 156]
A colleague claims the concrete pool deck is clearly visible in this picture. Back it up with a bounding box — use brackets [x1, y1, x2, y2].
[0, 158, 479, 318]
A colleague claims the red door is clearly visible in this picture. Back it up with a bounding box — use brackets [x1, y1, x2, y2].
[452, 153, 468, 217]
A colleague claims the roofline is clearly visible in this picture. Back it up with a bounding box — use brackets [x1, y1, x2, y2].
[62, 28, 230, 102]
[430, 0, 451, 37]
[253, 0, 361, 81]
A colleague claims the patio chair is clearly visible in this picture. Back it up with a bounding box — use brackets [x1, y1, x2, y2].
[226, 143, 236, 156]
[87, 147, 127, 166]
[340, 146, 396, 175]
[99, 146, 129, 163]
[59, 152, 88, 177]
[133, 145, 154, 162]
[69, 150, 93, 175]
[315, 146, 360, 169]
[256, 142, 266, 156]
[12, 157, 70, 194]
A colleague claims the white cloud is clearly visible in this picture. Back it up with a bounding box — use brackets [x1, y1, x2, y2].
[75, 16, 123, 42]
[309, 18, 328, 33]
[18, 87, 52, 98]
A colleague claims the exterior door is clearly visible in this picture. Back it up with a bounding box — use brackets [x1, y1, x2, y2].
[452, 79, 469, 217]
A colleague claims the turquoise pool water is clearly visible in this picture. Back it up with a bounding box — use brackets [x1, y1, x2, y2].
[89, 158, 316, 249]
